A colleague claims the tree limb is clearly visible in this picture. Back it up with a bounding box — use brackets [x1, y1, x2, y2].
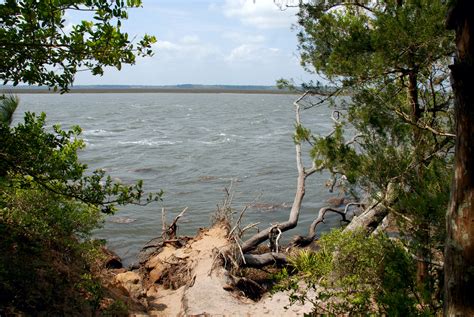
[240, 92, 311, 253]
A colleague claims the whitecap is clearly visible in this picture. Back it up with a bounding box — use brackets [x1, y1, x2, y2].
[82, 129, 113, 136]
[198, 137, 233, 145]
[118, 139, 182, 146]
[109, 216, 136, 224]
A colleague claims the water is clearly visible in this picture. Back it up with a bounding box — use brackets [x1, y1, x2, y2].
[12, 93, 341, 265]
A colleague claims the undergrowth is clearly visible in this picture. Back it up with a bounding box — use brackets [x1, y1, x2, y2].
[274, 228, 439, 316]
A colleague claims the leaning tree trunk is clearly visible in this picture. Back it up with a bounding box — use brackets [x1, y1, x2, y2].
[240, 92, 320, 254]
[445, 1, 474, 315]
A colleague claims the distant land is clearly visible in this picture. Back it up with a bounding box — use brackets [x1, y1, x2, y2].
[0, 84, 297, 94]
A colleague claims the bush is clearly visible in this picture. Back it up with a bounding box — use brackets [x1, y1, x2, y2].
[278, 229, 434, 316]
[0, 111, 161, 315]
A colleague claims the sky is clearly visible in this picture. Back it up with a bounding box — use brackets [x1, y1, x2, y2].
[72, 0, 314, 86]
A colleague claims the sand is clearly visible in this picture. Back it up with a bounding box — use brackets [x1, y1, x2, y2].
[109, 223, 314, 316]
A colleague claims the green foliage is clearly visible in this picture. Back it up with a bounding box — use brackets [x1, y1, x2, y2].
[310, 124, 361, 184]
[279, 229, 431, 316]
[0, 1, 158, 313]
[0, 110, 162, 314]
[0, 0, 156, 92]
[0, 94, 19, 126]
[293, 1, 454, 304]
[293, 123, 312, 145]
[1, 185, 102, 241]
[77, 272, 104, 312]
[297, 1, 454, 191]
[298, 1, 452, 81]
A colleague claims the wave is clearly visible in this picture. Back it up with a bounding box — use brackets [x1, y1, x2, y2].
[108, 216, 136, 224]
[82, 129, 114, 136]
[198, 137, 233, 145]
[118, 139, 182, 146]
[256, 130, 290, 139]
[82, 139, 96, 148]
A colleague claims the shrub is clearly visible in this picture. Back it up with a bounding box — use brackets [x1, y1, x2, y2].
[0, 111, 161, 315]
[278, 229, 434, 316]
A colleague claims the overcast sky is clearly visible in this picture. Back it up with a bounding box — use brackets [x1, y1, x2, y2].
[72, 0, 313, 86]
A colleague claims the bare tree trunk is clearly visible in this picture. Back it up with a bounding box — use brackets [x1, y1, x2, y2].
[343, 201, 388, 233]
[343, 183, 396, 234]
[445, 1, 474, 315]
[240, 92, 320, 253]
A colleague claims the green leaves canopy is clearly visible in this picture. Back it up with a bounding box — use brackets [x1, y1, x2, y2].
[293, 2, 455, 310]
[296, 0, 454, 198]
[0, 0, 156, 92]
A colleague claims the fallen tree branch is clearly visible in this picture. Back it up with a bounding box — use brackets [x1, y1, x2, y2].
[288, 204, 360, 249]
[242, 252, 287, 268]
[344, 183, 397, 234]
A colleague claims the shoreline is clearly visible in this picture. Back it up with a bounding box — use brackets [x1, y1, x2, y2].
[1, 87, 298, 95]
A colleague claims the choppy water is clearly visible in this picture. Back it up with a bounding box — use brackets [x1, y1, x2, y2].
[12, 93, 340, 265]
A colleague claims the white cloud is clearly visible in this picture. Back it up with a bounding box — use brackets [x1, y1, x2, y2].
[180, 35, 201, 45]
[157, 40, 180, 50]
[222, 32, 266, 44]
[222, 0, 298, 29]
[226, 43, 280, 62]
[154, 36, 221, 60]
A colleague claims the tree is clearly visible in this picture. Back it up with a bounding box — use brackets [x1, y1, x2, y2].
[263, 0, 455, 312]
[0, 0, 156, 92]
[444, 0, 474, 315]
[0, 109, 163, 314]
[0, 1, 159, 313]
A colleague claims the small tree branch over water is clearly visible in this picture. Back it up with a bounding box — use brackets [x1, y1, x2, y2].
[240, 92, 324, 254]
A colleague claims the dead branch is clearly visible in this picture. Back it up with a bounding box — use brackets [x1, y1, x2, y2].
[288, 205, 358, 249]
[240, 92, 319, 253]
[242, 252, 287, 268]
[240, 222, 260, 235]
[268, 226, 283, 253]
[161, 207, 167, 237]
[345, 133, 364, 146]
[331, 110, 342, 124]
[344, 202, 365, 215]
[165, 207, 188, 239]
[275, 227, 282, 252]
[228, 206, 248, 238]
[306, 158, 325, 177]
[344, 183, 397, 233]
[234, 236, 246, 265]
[295, 86, 344, 111]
